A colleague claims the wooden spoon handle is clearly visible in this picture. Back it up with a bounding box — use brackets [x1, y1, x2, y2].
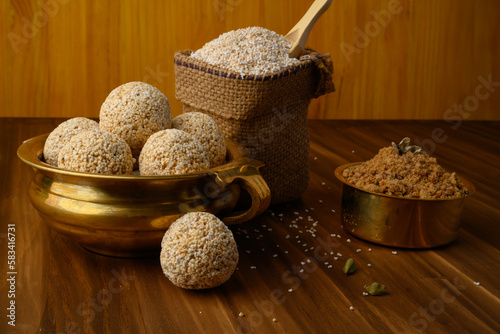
[285, 0, 333, 58]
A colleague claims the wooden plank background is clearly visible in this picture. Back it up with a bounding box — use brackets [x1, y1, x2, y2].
[1, 0, 499, 119]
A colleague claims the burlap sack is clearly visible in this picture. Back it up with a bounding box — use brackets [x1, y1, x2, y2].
[174, 49, 334, 204]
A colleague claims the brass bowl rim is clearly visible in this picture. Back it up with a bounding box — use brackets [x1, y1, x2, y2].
[334, 162, 475, 202]
[17, 133, 256, 180]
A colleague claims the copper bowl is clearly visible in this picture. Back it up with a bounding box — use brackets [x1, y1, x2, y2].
[17, 134, 271, 257]
[335, 163, 474, 248]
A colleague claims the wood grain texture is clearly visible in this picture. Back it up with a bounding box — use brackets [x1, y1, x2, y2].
[1, 0, 499, 120]
[2, 118, 500, 333]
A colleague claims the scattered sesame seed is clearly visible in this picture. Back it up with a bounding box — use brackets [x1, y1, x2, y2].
[367, 263, 372, 267]
[239, 312, 245, 317]
[319, 200, 323, 203]
[474, 282, 481, 286]
[314, 157, 318, 160]
[346, 239, 351, 243]
[321, 182, 326, 186]
[363, 292, 369, 296]
[337, 253, 343, 257]
[392, 251, 398, 255]
[349, 306, 354, 311]
[356, 249, 361, 253]
[273, 254, 278, 258]
[250, 266, 257, 270]
[272, 318, 278, 323]
[288, 288, 293, 293]
[368, 248, 372, 252]
[327, 265, 333, 269]
[331, 234, 336, 237]
[285, 251, 289, 254]
[300, 269, 304, 273]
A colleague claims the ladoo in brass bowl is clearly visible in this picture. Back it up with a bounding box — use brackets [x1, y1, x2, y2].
[335, 163, 474, 249]
[18, 134, 271, 257]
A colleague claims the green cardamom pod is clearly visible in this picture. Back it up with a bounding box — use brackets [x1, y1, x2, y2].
[343, 258, 356, 275]
[364, 282, 386, 296]
[392, 137, 422, 156]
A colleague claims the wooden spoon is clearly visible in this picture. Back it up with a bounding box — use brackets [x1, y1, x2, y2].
[285, 0, 333, 58]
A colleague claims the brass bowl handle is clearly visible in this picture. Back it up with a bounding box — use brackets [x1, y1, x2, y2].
[213, 161, 271, 225]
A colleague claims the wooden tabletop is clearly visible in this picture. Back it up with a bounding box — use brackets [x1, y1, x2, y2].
[1, 118, 499, 334]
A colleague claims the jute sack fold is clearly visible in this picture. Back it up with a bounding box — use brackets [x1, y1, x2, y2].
[174, 49, 335, 204]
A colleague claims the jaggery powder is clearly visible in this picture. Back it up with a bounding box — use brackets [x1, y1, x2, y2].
[342, 146, 468, 199]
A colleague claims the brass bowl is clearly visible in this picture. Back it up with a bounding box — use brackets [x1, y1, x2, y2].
[335, 163, 475, 248]
[18, 134, 271, 257]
